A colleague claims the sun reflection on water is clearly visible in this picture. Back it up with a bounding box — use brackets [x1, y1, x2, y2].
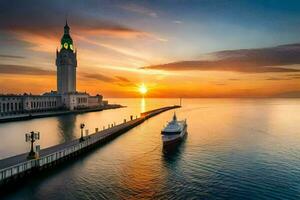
[140, 98, 146, 113]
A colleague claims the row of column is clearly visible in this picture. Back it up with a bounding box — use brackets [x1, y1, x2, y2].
[30, 101, 57, 110]
[0, 102, 23, 113]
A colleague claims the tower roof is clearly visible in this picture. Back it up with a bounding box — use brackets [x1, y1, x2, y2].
[61, 20, 74, 51]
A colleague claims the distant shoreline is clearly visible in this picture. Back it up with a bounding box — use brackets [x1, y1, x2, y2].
[0, 104, 124, 123]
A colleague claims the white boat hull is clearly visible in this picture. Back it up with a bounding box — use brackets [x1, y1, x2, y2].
[162, 125, 187, 146]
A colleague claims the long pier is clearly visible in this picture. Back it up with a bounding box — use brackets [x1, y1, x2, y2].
[0, 105, 180, 187]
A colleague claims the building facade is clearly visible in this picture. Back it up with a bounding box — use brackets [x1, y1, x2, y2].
[23, 95, 62, 111]
[0, 94, 62, 116]
[88, 95, 103, 108]
[62, 93, 89, 110]
[0, 95, 23, 115]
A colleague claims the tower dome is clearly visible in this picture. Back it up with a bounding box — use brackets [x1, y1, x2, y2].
[60, 20, 74, 51]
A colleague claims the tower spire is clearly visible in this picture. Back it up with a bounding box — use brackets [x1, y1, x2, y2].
[65, 17, 68, 27]
[65, 13, 68, 26]
[64, 18, 70, 35]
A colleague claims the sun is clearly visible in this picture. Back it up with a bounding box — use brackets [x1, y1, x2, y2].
[138, 83, 148, 95]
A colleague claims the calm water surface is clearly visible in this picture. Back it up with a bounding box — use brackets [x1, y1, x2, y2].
[1, 98, 300, 199]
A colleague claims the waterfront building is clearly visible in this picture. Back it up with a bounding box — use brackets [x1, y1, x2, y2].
[0, 21, 105, 116]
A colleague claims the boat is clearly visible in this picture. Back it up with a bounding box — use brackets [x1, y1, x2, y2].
[161, 113, 187, 146]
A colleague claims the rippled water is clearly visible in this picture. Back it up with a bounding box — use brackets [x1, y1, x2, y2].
[2, 98, 300, 199]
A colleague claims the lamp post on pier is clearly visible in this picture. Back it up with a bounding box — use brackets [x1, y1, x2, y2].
[25, 131, 40, 159]
[80, 123, 85, 142]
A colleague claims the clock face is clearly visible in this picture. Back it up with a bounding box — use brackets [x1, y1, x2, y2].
[70, 44, 73, 50]
[64, 43, 68, 49]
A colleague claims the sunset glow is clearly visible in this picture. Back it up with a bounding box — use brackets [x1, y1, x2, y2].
[138, 84, 148, 95]
[2, 1, 300, 199]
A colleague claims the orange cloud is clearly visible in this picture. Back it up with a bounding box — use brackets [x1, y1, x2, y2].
[14, 32, 58, 53]
[0, 64, 55, 75]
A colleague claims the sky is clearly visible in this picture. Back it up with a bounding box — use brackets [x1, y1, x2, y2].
[1, 0, 300, 97]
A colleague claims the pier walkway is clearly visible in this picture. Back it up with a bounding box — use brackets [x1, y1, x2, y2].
[0, 105, 180, 186]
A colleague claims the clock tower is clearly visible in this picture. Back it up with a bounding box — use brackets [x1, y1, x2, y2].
[56, 20, 77, 94]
